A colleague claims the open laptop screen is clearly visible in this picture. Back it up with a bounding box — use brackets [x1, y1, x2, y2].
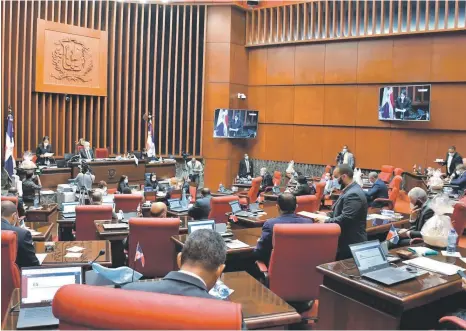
[350, 240, 388, 274]
[188, 220, 215, 234]
[229, 201, 242, 214]
[21, 266, 82, 306]
[168, 199, 181, 209]
[62, 202, 78, 213]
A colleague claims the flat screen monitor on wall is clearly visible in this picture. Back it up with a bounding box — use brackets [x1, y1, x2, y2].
[379, 84, 431, 121]
[213, 109, 258, 139]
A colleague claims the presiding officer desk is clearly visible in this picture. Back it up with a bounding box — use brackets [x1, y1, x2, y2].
[316, 246, 466, 330]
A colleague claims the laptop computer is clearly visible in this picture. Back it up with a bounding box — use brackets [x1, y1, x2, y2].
[229, 200, 251, 217]
[272, 186, 281, 194]
[61, 202, 79, 218]
[188, 220, 215, 234]
[249, 203, 260, 213]
[350, 240, 415, 286]
[119, 212, 139, 223]
[167, 198, 189, 213]
[17, 266, 83, 329]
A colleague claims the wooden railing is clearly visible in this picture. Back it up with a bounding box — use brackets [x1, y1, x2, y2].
[246, 0, 466, 47]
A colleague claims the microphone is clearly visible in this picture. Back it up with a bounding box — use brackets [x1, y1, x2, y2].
[89, 249, 105, 265]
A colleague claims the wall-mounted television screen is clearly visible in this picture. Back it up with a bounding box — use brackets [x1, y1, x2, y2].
[378, 84, 431, 121]
[213, 109, 258, 139]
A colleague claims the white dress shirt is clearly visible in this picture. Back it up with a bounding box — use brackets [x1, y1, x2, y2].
[245, 160, 250, 173]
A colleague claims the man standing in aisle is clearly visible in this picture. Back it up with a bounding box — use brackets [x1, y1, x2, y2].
[336, 145, 355, 169]
[187, 157, 203, 185]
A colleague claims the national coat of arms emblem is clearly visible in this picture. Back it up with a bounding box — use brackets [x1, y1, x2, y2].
[51, 38, 93, 82]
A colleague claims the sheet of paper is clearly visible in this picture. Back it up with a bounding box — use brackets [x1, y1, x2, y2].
[461, 258, 466, 264]
[43, 153, 54, 157]
[297, 211, 329, 221]
[29, 230, 42, 236]
[66, 246, 85, 253]
[226, 240, 250, 249]
[367, 214, 393, 220]
[403, 256, 465, 276]
[64, 252, 82, 258]
[441, 251, 462, 258]
[35, 253, 48, 265]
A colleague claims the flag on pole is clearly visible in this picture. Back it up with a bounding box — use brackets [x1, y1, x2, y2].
[146, 117, 156, 158]
[134, 242, 145, 267]
[4, 109, 15, 176]
[386, 224, 399, 245]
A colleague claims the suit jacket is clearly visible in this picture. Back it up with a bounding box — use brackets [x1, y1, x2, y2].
[395, 96, 412, 111]
[326, 182, 368, 260]
[35, 144, 53, 165]
[238, 159, 253, 178]
[293, 184, 312, 197]
[444, 152, 463, 176]
[364, 179, 389, 205]
[451, 171, 466, 192]
[261, 173, 273, 190]
[188, 195, 212, 219]
[1, 219, 39, 268]
[409, 201, 434, 239]
[79, 149, 94, 160]
[338, 152, 355, 169]
[254, 213, 312, 265]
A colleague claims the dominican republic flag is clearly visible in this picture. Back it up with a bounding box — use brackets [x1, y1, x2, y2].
[386, 224, 399, 245]
[379, 87, 394, 119]
[134, 242, 145, 267]
[146, 118, 156, 158]
[4, 111, 15, 176]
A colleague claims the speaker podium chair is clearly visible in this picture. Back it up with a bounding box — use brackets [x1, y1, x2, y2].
[1, 231, 20, 321]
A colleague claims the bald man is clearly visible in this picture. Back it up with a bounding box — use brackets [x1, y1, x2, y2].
[1, 201, 39, 268]
[150, 202, 168, 217]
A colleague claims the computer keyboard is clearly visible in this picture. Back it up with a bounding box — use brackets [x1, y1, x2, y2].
[24, 307, 52, 319]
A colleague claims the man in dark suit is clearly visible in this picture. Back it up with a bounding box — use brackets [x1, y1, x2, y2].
[254, 193, 312, 265]
[442, 146, 463, 177]
[79, 141, 94, 160]
[317, 165, 368, 260]
[292, 175, 315, 196]
[1, 201, 39, 268]
[364, 172, 389, 206]
[238, 154, 253, 178]
[188, 188, 212, 220]
[123, 229, 226, 298]
[451, 164, 466, 193]
[259, 167, 273, 191]
[396, 187, 434, 246]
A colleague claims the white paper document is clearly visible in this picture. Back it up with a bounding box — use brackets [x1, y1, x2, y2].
[441, 251, 462, 258]
[367, 214, 393, 220]
[43, 153, 54, 157]
[226, 240, 250, 249]
[403, 257, 465, 276]
[66, 246, 85, 253]
[35, 253, 48, 265]
[297, 211, 329, 221]
[29, 230, 42, 236]
[64, 252, 82, 258]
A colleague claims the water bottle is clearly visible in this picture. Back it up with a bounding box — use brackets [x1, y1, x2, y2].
[34, 193, 40, 208]
[118, 210, 124, 221]
[219, 183, 224, 192]
[214, 281, 230, 299]
[447, 229, 458, 254]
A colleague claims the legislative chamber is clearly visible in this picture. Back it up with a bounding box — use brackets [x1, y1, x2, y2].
[1, 0, 466, 330]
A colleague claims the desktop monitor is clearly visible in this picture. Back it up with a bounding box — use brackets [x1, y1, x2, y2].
[213, 109, 258, 139]
[378, 84, 431, 121]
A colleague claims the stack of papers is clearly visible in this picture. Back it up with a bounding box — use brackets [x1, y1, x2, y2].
[297, 211, 329, 221]
[441, 251, 463, 258]
[226, 240, 250, 249]
[66, 246, 85, 253]
[64, 252, 82, 258]
[403, 257, 465, 276]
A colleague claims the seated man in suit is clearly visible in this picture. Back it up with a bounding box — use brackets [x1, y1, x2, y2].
[259, 167, 273, 191]
[123, 229, 226, 298]
[1, 201, 39, 268]
[450, 164, 466, 193]
[396, 187, 434, 246]
[292, 175, 315, 196]
[316, 165, 368, 260]
[254, 193, 311, 265]
[90, 191, 118, 221]
[79, 141, 94, 160]
[364, 171, 389, 206]
[188, 188, 212, 220]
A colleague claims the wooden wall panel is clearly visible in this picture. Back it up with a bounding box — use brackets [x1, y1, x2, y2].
[248, 48, 267, 85]
[357, 39, 394, 83]
[205, 42, 231, 83]
[204, 158, 231, 189]
[430, 34, 466, 81]
[392, 37, 432, 82]
[355, 85, 391, 128]
[425, 132, 466, 168]
[355, 128, 391, 170]
[293, 44, 325, 85]
[266, 46, 295, 85]
[324, 41, 358, 83]
[292, 126, 324, 165]
[322, 127, 356, 165]
[2, 1, 206, 158]
[204, 83, 230, 122]
[202, 121, 234, 159]
[389, 130, 427, 170]
[263, 125, 294, 161]
[293, 86, 324, 125]
[206, 6, 232, 43]
[323, 86, 358, 126]
[247, 86, 267, 123]
[265, 86, 294, 123]
[230, 43, 249, 85]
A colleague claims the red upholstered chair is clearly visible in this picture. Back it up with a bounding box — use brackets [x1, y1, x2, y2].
[1, 231, 20, 321]
[314, 182, 326, 210]
[75, 205, 113, 241]
[107, 188, 117, 194]
[237, 176, 262, 205]
[95, 148, 109, 158]
[295, 195, 318, 213]
[52, 284, 243, 330]
[256, 223, 341, 323]
[438, 316, 466, 330]
[272, 171, 281, 186]
[394, 168, 404, 177]
[394, 190, 411, 215]
[77, 145, 84, 153]
[208, 195, 239, 224]
[189, 185, 197, 202]
[1, 196, 18, 207]
[374, 186, 399, 210]
[451, 197, 466, 240]
[128, 218, 179, 277]
[114, 194, 144, 212]
[378, 165, 395, 183]
[388, 175, 402, 191]
[170, 189, 182, 199]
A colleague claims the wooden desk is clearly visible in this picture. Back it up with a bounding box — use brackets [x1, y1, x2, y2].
[27, 222, 54, 241]
[233, 182, 252, 189]
[35, 240, 112, 267]
[25, 204, 58, 223]
[316, 246, 466, 330]
[145, 161, 176, 180]
[234, 202, 280, 228]
[39, 167, 72, 189]
[166, 209, 189, 218]
[2, 271, 300, 330]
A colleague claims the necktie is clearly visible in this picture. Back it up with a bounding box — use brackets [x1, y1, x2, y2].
[246, 161, 249, 173]
[86, 149, 91, 159]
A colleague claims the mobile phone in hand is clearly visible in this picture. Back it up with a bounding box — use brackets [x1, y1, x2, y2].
[457, 270, 466, 279]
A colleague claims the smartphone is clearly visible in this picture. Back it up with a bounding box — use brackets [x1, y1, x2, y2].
[458, 270, 466, 279]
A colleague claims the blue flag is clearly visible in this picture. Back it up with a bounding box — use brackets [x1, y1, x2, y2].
[386, 224, 399, 245]
[4, 112, 15, 176]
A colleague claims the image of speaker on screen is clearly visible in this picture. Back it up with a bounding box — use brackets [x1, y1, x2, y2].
[379, 85, 430, 122]
[213, 109, 258, 139]
[228, 111, 244, 137]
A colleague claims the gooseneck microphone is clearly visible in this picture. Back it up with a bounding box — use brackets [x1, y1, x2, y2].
[89, 249, 105, 265]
